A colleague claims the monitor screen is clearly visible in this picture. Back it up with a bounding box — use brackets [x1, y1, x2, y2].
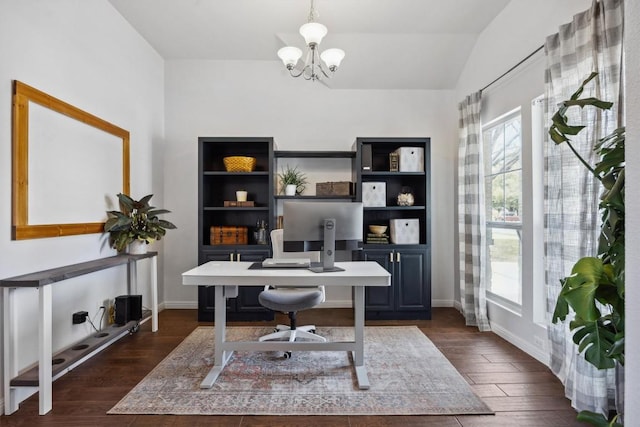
[282, 201, 363, 272]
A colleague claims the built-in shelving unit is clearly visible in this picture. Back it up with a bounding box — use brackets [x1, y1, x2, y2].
[197, 137, 275, 321]
[354, 137, 432, 320]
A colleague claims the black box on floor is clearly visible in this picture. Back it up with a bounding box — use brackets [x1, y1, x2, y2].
[115, 295, 142, 325]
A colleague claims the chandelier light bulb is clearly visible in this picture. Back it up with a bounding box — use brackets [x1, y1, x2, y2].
[299, 22, 327, 46]
[277, 46, 303, 69]
[320, 48, 345, 71]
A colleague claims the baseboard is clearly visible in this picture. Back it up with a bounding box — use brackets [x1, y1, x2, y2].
[164, 301, 199, 309]
[432, 299, 455, 307]
[490, 322, 550, 366]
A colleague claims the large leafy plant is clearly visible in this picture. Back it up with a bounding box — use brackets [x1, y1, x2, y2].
[549, 73, 625, 426]
[104, 193, 177, 252]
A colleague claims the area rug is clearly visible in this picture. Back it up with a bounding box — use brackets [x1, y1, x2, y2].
[108, 326, 493, 416]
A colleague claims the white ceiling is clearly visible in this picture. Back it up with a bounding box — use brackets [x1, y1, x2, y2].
[108, 0, 510, 90]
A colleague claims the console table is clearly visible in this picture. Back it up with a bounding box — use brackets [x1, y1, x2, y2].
[1, 252, 158, 415]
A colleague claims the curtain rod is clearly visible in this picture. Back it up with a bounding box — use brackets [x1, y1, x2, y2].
[480, 44, 544, 93]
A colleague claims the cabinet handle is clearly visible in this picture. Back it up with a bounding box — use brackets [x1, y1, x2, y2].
[229, 253, 234, 262]
[396, 252, 401, 262]
[389, 252, 393, 263]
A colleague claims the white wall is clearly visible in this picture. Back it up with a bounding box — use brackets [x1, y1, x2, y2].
[0, 0, 164, 403]
[624, 0, 639, 421]
[454, 0, 592, 363]
[162, 59, 458, 308]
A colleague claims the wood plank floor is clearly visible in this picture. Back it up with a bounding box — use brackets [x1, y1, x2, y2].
[0, 308, 587, 426]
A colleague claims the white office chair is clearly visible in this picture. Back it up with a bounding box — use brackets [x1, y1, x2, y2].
[258, 229, 326, 356]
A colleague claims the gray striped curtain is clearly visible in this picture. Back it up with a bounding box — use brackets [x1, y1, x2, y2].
[544, 0, 624, 416]
[458, 91, 490, 332]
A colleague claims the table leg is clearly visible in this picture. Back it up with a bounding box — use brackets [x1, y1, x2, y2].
[353, 286, 370, 390]
[200, 286, 232, 388]
[150, 255, 158, 332]
[38, 285, 53, 415]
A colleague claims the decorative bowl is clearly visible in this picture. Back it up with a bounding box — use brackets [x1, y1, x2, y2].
[223, 156, 256, 172]
[369, 225, 388, 235]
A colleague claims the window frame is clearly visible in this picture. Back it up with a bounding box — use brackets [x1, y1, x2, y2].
[482, 107, 523, 307]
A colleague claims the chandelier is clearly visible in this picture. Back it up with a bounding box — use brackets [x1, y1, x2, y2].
[277, 0, 345, 81]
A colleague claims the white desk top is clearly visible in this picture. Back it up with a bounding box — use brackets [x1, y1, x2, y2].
[182, 261, 390, 287]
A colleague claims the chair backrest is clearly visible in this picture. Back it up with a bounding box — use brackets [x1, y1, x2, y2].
[270, 229, 320, 262]
[269, 229, 325, 302]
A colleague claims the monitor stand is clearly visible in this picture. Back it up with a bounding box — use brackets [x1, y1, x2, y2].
[308, 218, 345, 273]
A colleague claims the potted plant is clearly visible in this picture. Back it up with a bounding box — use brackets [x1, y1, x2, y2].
[104, 193, 177, 253]
[278, 165, 307, 196]
[549, 73, 625, 426]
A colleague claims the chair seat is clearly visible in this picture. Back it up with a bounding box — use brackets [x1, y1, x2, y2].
[258, 288, 323, 312]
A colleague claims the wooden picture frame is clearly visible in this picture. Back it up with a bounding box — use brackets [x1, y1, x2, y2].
[12, 81, 130, 240]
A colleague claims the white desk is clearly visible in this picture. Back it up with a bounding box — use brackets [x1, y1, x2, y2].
[182, 261, 390, 390]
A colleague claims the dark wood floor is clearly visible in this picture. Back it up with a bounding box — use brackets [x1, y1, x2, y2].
[0, 308, 587, 426]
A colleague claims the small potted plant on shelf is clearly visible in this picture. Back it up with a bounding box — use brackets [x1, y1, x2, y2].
[278, 165, 307, 196]
[104, 193, 177, 254]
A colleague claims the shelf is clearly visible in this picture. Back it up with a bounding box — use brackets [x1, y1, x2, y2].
[274, 195, 356, 200]
[203, 171, 269, 176]
[362, 171, 425, 176]
[364, 205, 426, 211]
[0, 252, 158, 288]
[10, 312, 151, 387]
[203, 207, 269, 211]
[275, 150, 355, 158]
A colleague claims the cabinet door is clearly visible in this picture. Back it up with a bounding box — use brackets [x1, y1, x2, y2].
[234, 248, 271, 313]
[361, 249, 394, 312]
[395, 248, 429, 312]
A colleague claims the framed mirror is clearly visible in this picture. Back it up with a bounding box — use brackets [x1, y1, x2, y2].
[12, 81, 130, 240]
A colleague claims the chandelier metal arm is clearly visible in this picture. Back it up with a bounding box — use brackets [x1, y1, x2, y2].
[285, 44, 332, 81]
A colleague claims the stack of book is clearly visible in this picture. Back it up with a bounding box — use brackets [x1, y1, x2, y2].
[366, 233, 389, 244]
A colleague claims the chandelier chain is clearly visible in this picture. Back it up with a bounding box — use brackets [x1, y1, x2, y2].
[307, 0, 319, 23]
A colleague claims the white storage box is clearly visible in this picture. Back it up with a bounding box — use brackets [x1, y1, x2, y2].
[390, 219, 420, 244]
[393, 147, 424, 172]
[362, 182, 386, 207]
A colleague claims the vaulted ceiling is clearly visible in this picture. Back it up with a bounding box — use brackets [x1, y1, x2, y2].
[108, 0, 510, 90]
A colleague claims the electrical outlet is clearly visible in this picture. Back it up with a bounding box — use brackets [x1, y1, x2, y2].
[72, 311, 88, 324]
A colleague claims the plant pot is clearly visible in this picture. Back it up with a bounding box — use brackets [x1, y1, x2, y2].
[285, 184, 297, 196]
[128, 240, 148, 255]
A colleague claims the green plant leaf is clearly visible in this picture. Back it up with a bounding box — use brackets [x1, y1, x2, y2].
[569, 317, 616, 369]
[559, 257, 605, 322]
[576, 410, 621, 427]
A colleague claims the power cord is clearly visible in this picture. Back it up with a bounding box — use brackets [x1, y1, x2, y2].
[88, 306, 107, 332]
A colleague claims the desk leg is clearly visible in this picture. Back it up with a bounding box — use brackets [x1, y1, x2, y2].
[38, 285, 53, 415]
[200, 286, 232, 388]
[353, 286, 370, 390]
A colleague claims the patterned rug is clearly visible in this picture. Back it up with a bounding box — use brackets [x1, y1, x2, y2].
[108, 326, 493, 416]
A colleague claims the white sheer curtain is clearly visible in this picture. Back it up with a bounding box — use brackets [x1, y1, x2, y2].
[544, 0, 624, 415]
[458, 91, 490, 331]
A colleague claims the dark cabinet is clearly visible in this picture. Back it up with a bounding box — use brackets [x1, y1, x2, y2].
[360, 247, 431, 319]
[197, 137, 275, 321]
[197, 248, 273, 321]
[354, 138, 431, 320]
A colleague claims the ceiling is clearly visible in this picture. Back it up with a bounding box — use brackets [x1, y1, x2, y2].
[108, 0, 510, 90]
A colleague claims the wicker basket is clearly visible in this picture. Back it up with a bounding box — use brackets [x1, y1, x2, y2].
[223, 156, 256, 172]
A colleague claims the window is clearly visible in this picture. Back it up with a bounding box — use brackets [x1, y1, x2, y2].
[483, 109, 522, 304]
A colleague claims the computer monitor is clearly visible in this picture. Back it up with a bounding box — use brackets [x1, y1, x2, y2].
[282, 201, 363, 273]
